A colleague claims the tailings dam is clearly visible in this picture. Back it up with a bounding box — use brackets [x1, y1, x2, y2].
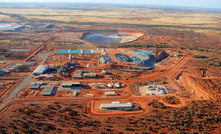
[80, 30, 144, 44]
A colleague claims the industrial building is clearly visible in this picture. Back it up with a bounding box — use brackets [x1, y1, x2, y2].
[41, 85, 56, 96]
[24, 62, 37, 66]
[98, 55, 112, 64]
[32, 65, 48, 75]
[61, 82, 82, 88]
[83, 73, 97, 78]
[0, 69, 7, 75]
[100, 101, 133, 110]
[28, 83, 41, 89]
[34, 74, 54, 79]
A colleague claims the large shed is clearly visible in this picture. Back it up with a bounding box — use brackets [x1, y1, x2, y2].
[100, 102, 132, 110]
[32, 65, 48, 75]
[98, 55, 112, 64]
[28, 83, 41, 89]
[62, 82, 82, 88]
[0, 69, 7, 75]
[41, 85, 56, 96]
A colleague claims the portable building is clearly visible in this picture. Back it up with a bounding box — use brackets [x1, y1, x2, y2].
[105, 92, 118, 96]
[77, 70, 83, 74]
[86, 94, 93, 97]
[72, 73, 82, 79]
[83, 73, 97, 78]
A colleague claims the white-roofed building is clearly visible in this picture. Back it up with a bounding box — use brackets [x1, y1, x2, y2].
[100, 102, 132, 110]
[105, 91, 118, 96]
[32, 65, 48, 75]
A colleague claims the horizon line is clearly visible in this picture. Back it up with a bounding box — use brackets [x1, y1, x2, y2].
[0, 2, 221, 10]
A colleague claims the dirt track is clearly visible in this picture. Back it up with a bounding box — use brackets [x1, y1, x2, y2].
[0, 52, 189, 115]
[24, 36, 55, 62]
[1, 36, 218, 116]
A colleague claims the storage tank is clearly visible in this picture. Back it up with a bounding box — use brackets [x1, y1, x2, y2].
[108, 83, 113, 88]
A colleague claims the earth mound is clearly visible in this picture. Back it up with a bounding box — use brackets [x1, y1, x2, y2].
[81, 30, 144, 44]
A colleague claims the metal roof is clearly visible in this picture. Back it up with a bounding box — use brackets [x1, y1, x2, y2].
[72, 73, 82, 78]
[62, 82, 82, 86]
[83, 73, 97, 77]
[41, 86, 56, 96]
[101, 102, 132, 108]
[41, 85, 55, 96]
[0, 69, 6, 74]
[24, 62, 37, 66]
[41, 85, 55, 90]
[77, 70, 83, 74]
[99, 55, 112, 63]
[28, 84, 41, 89]
[105, 92, 118, 96]
[33, 65, 48, 74]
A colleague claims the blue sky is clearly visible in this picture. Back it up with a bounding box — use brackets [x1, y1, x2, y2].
[0, 0, 221, 9]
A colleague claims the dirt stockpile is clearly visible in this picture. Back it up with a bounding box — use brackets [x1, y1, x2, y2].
[81, 30, 144, 44]
[188, 76, 221, 100]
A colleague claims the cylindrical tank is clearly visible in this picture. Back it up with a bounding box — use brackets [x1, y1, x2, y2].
[107, 83, 113, 88]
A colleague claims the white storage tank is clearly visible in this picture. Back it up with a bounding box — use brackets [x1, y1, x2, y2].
[107, 83, 113, 88]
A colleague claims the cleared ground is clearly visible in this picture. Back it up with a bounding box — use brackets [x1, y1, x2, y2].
[0, 3, 221, 134]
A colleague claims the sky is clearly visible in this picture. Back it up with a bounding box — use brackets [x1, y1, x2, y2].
[0, 0, 221, 9]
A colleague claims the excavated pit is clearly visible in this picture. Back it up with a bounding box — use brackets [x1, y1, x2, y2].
[81, 30, 144, 44]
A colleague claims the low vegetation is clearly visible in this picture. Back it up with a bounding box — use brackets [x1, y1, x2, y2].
[0, 100, 220, 133]
[2, 52, 27, 60]
[209, 61, 221, 67]
[13, 65, 30, 72]
[118, 43, 175, 48]
[192, 54, 208, 58]
[162, 96, 181, 105]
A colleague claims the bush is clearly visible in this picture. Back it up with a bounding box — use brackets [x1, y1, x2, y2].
[148, 100, 168, 109]
[209, 61, 221, 66]
[192, 55, 208, 58]
[163, 96, 181, 105]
